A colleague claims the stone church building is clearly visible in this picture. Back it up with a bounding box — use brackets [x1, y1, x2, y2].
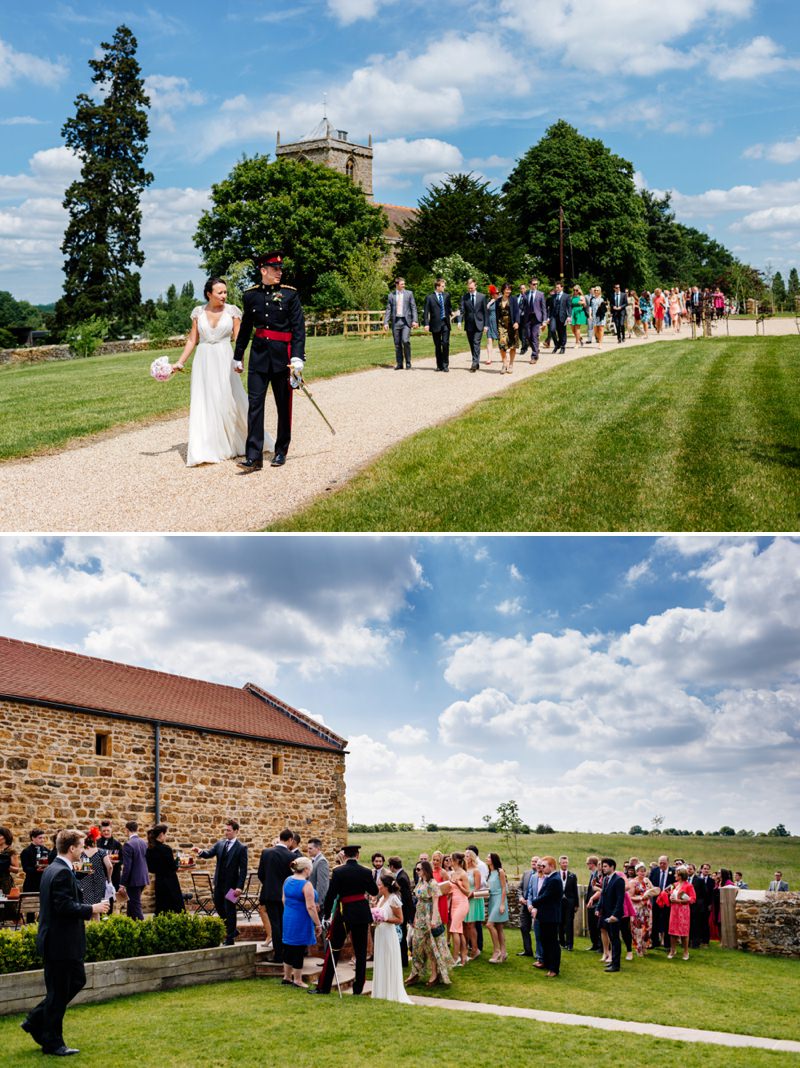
[276, 118, 416, 256]
[0, 637, 348, 860]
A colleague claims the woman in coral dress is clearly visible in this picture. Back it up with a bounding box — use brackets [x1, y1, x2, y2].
[668, 866, 696, 960]
[446, 851, 470, 966]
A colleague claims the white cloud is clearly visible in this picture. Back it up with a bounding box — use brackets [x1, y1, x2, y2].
[0, 146, 81, 199]
[624, 559, 652, 586]
[388, 724, 430, 746]
[735, 204, 800, 232]
[666, 178, 800, 219]
[0, 116, 48, 126]
[509, 564, 523, 582]
[373, 138, 464, 183]
[327, 0, 384, 23]
[707, 35, 800, 80]
[496, 597, 524, 616]
[743, 137, 800, 164]
[0, 37, 68, 88]
[144, 75, 206, 131]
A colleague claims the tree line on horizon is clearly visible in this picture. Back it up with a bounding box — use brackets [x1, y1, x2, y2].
[5, 27, 795, 348]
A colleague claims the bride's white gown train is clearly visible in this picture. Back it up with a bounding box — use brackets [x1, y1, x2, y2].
[185, 304, 274, 467]
[371, 894, 412, 1003]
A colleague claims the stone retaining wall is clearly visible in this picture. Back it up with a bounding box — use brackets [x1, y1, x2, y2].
[0, 943, 257, 1016]
[735, 890, 800, 958]
[0, 337, 186, 365]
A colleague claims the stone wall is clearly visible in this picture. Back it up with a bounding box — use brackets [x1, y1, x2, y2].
[0, 698, 348, 902]
[0, 336, 185, 366]
[735, 890, 800, 958]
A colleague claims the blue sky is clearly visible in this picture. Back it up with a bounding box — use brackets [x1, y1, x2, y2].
[1, 0, 799, 303]
[2, 535, 798, 835]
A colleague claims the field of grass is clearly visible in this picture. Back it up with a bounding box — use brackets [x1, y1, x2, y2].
[271, 336, 800, 531]
[350, 830, 800, 886]
[0, 333, 438, 461]
[2, 976, 797, 1066]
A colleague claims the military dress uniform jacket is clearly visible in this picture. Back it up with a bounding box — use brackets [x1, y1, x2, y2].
[233, 283, 306, 372]
[322, 860, 378, 924]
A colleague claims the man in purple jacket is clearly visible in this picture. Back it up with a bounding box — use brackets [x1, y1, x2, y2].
[120, 820, 149, 920]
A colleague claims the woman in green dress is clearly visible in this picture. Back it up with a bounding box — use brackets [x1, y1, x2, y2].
[570, 285, 588, 347]
[464, 849, 485, 959]
[404, 860, 454, 987]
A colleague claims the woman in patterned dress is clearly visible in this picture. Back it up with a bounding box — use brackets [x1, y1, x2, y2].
[496, 282, 520, 374]
[404, 861, 454, 987]
[628, 862, 654, 956]
[77, 828, 113, 916]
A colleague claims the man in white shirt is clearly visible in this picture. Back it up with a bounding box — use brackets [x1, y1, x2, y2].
[383, 277, 418, 369]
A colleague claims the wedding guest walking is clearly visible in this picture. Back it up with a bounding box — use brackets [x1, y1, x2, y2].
[384, 276, 418, 370]
[525, 277, 548, 362]
[372, 874, 412, 1003]
[460, 278, 487, 372]
[611, 284, 627, 342]
[549, 282, 569, 353]
[22, 829, 109, 1057]
[570, 285, 587, 347]
[314, 844, 377, 996]
[120, 820, 149, 921]
[194, 818, 247, 945]
[485, 284, 498, 365]
[496, 282, 520, 374]
[423, 276, 452, 372]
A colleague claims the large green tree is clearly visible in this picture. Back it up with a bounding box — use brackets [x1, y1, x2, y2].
[55, 25, 152, 331]
[194, 156, 387, 303]
[396, 172, 523, 286]
[788, 266, 800, 308]
[503, 120, 650, 290]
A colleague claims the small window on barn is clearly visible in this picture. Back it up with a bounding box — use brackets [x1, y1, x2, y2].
[272, 755, 284, 775]
[95, 732, 111, 756]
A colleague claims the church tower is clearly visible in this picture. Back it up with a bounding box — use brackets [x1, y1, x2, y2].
[275, 118, 374, 199]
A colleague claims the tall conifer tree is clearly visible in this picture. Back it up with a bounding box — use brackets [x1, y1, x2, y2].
[55, 25, 152, 329]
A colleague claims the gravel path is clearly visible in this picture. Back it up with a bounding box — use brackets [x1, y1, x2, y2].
[0, 318, 794, 532]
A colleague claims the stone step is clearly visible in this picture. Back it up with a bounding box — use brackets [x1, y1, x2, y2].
[254, 955, 356, 992]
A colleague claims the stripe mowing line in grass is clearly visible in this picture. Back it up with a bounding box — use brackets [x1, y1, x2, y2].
[746, 343, 800, 527]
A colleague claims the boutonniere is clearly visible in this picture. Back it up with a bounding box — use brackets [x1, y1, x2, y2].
[272, 291, 283, 304]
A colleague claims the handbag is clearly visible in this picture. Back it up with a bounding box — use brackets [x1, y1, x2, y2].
[472, 887, 490, 900]
[430, 922, 445, 938]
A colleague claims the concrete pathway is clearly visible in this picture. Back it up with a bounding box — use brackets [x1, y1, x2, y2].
[408, 994, 800, 1052]
[0, 316, 795, 532]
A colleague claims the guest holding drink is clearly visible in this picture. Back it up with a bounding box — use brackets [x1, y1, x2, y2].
[0, 825, 19, 896]
[146, 824, 185, 915]
[96, 820, 123, 894]
[77, 828, 113, 917]
[20, 828, 49, 895]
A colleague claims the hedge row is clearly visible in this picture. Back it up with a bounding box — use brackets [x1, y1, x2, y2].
[0, 913, 226, 975]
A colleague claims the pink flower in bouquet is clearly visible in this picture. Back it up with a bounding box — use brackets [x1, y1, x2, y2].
[371, 907, 384, 925]
[150, 356, 173, 382]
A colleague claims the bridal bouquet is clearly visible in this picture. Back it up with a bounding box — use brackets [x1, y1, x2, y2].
[150, 356, 173, 381]
[371, 907, 384, 925]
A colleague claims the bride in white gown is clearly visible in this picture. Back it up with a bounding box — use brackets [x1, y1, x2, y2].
[171, 277, 274, 467]
[371, 875, 412, 1003]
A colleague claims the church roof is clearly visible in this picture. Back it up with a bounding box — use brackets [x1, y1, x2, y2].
[0, 636, 346, 752]
[381, 203, 417, 240]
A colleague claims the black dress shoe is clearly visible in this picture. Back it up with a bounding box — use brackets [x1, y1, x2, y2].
[604, 965, 620, 972]
[443, 366, 449, 372]
[270, 453, 286, 467]
[237, 458, 262, 472]
[470, 365, 478, 372]
[517, 951, 532, 956]
[45, 1047, 80, 1057]
[394, 365, 403, 370]
[21, 1019, 43, 1045]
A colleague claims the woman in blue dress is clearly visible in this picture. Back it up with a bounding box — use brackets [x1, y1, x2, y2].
[639, 291, 653, 337]
[486, 852, 509, 962]
[281, 857, 321, 988]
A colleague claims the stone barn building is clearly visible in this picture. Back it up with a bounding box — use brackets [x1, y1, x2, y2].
[0, 637, 348, 870]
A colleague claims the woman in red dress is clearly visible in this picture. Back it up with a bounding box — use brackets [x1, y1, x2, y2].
[667, 866, 696, 960]
[431, 851, 451, 928]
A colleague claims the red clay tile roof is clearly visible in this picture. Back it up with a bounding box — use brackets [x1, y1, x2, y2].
[0, 637, 346, 751]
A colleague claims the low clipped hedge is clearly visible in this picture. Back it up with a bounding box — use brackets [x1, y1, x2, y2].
[0, 913, 226, 975]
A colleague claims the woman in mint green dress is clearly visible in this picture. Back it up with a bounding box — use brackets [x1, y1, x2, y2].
[486, 852, 509, 962]
[464, 849, 485, 960]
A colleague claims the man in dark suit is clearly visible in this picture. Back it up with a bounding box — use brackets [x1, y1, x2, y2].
[517, 283, 530, 356]
[384, 276, 418, 369]
[687, 863, 707, 948]
[387, 856, 415, 967]
[549, 282, 569, 353]
[527, 855, 564, 977]
[584, 855, 603, 951]
[598, 857, 626, 972]
[517, 855, 538, 956]
[22, 828, 109, 1056]
[460, 278, 487, 372]
[524, 277, 548, 362]
[557, 855, 579, 950]
[120, 820, 149, 920]
[256, 827, 297, 962]
[314, 844, 378, 995]
[195, 818, 248, 946]
[649, 854, 675, 948]
[423, 276, 452, 372]
[610, 283, 628, 342]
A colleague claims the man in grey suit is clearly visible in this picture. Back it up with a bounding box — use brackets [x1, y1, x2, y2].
[307, 838, 330, 906]
[524, 276, 548, 363]
[120, 820, 149, 921]
[517, 855, 538, 956]
[768, 871, 789, 891]
[384, 276, 418, 369]
[460, 277, 487, 372]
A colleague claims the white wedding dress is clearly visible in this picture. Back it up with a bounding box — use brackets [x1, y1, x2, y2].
[371, 894, 412, 1003]
[185, 304, 274, 467]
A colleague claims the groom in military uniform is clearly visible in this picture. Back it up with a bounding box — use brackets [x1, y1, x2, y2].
[312, 844, 378, 995]
[234, 251, 306, 471]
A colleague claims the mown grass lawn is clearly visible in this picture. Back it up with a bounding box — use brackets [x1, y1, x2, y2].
[271, 336, 800, 532]
[410, 930, 800, 1041]
[352, 830, 800, 887]
[2, 973, 797, 1067]
[0, 333, 438, 461]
